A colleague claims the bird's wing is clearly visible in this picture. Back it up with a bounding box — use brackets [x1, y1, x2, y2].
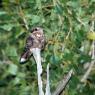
[20, 36, 34, 63]
[25, 36, 34, 50]
[40, 35, 46, 49]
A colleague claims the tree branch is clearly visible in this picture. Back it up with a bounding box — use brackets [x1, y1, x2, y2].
[81, 42, 95, 82]
[52, 69, 73, 95]
[32, 48, 44, 95]
[81, 16, 95, 82]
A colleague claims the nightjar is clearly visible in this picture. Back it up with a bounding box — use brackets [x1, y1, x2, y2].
[20, 27, 45, 63]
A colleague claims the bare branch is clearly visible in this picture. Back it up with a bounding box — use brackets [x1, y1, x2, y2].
[52, 69, 73, 95]
[32, 48, 44, 95]
[81, 41, 95, 82]
[81, 16, 95, 82]
[45, 64, 51, 95]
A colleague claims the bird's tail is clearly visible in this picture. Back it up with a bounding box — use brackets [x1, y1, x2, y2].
[20, 50, 31, 63]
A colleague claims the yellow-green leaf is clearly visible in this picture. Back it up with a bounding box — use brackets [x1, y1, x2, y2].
[87, 32, 95, 40]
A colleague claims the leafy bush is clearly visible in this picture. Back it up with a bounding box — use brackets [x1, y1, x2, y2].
[0, 0, 95, 95]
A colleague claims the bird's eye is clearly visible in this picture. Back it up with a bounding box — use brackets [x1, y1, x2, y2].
[34, 28, 38, 31]
[30, 27, 39, 33]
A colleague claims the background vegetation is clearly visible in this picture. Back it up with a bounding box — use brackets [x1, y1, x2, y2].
[0, 0, 95, 95]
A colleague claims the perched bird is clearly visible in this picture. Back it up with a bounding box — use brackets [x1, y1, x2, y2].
[20, 27, 45, 63]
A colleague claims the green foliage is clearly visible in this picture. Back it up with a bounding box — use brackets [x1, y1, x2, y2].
[0, 0, 95, 95]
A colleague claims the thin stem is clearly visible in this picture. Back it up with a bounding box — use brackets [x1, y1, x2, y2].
[19, 6, 29, 31]
[45, 64, 51, 95]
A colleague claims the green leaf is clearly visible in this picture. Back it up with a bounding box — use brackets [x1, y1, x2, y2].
[36, 0, 41, 9]
[66, 1, 79, 8]
[87, 32, 95, 40]
[50, 55, 60, 64]
[32, 15, 41, 24]
[0, 11, 7, 16]
[5, 46, 18, 57]
[0, 24, 14, 31]
[54, 4, 63, 15]
[8, 64, 18, 75]
[13, 77, 20, 85]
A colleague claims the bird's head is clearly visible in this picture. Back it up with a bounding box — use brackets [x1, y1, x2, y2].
[31, 27, 44, 39]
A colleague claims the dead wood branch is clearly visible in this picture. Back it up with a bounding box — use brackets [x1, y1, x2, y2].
[52, 69, 73, 95]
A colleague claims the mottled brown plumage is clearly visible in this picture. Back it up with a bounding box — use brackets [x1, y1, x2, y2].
[20, 27, 45, 63]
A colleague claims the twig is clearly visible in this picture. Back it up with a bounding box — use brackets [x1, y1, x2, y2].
[61, 26, 72, 52]
[19, 6, 29, 31]
[65, 27, 72, 40]
[42, 5, 54, 9]
[77, 17, 85, 26]
[45, 64, 51, 95]
[52, 69, 73, 95]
